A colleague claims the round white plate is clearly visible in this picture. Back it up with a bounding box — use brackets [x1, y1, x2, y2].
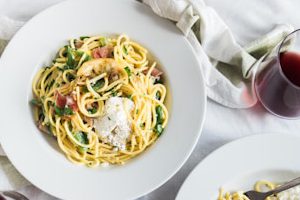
[0, 0, 206, 200]
[176, 133, 300, 200]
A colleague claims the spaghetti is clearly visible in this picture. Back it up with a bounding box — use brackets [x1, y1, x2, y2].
[218, 180, 278, 200]
[31, 34, 168, 167]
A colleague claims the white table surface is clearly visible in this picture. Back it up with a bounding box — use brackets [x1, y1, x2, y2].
[1, 0, 300, 199]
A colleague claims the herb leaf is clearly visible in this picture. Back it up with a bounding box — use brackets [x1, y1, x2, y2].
[88, 107, 97, 114]
[74, 132, 89, 153]
[111, 91, 117, 97]
[80, 36, 90, 40]
[30, 99, 42, 107]
[154, 124, 164, 136]
[99, 37, 107, 47]
[66, 46, 76, 69]
[124, 66, 131, 77]
[66, 73, 76, 82]
[92, 79, 105, 91]
[54, 105, 74, 116]
[82, 54, 91, 63]
[154, 105, 164, 136]
[123, 46, 128, 55]
[74, 132, 89, 144]
[64, 107, 74, 115]
[156, 106, 163, 124]
[156, 92, 161, 100]
[54, 105, 64, 116]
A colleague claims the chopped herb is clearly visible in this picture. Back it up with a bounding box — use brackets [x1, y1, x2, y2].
[154, 78, 163, 84]
[74, 132, 89, 144]
[88, 107, 97, 114]
[99, 37, 107, 47]
[140, 123, 145, 128]
[30, 99, 42, 107]
[78, 147, 87, 153]
[136, 109, 139, 114]
[92, 79, 105, 91]
[54, 105, 64, 116]
[124, 66, 131, 77]
[156, 92, 161, 100]
[75, 50, 84, 57]
[66, 73, 76, 82]
[66, 46, 76, 69]
[154, 124, 163, 136]
[64, 107, 74, 115]
[154, 105, 164, 136]
[62, 45, 68, 57]
[55, 83, 60, 87]
[82, 54, 91, 63]
[127, 94, 133, 100]
[123, 46, 128, 55]
[156, 106, 163, 124]
[54, 105, 73, 116]
[111, 91, 117, 97]
[62, 65, 70, 71]
[80, 36, 90, 40]
[74, 132, 89, 153]
[108, 116, 111, 120]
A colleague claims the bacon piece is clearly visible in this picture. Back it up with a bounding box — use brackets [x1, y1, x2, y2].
[92, 46, 114, 59]
[66, 95, 78, 111]
[55, 91, 78, 111]
[143, 68, 163, 78]
[55, 91, 67, 108]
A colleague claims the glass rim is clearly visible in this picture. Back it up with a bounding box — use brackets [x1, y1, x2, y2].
[277, 28, 300, 90]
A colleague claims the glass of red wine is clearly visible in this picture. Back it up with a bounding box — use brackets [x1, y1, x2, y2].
[255, 29, 300, 119]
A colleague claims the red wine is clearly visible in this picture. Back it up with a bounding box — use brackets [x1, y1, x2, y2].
[255, 51, 300, 118]
[280, 52, 300, 87]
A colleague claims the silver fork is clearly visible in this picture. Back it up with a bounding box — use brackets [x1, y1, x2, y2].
[244, 177, 300, 200]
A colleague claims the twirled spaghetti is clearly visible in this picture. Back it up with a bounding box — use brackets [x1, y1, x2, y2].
[218, 180, 278, 200]
[31, 34, 168, 167]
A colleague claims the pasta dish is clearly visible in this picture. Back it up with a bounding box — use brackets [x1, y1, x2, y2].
[218, 180, 297, 200]
[31, 34, 168, 167]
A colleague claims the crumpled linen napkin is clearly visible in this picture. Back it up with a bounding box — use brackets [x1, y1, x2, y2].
[144, 0, 294, 108]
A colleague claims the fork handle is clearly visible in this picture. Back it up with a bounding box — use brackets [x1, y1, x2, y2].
[267, 177, 300, 196]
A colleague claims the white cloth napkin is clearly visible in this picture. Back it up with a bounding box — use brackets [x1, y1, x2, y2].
[144, 0, 294, 108]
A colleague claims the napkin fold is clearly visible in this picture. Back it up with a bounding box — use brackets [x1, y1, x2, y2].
[144, 0, 294, 108]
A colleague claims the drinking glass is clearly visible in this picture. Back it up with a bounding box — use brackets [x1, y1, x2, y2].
[255, 29, 300, 119]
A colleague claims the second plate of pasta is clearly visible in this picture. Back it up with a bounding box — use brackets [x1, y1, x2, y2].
[176, 133, 300, 200]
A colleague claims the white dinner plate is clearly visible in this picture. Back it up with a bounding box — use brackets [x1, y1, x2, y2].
[176, 133, 300, 200]
[0, 0, 206, 200]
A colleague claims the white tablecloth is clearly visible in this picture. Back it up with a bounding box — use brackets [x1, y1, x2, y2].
[1, 0, 300, 199]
